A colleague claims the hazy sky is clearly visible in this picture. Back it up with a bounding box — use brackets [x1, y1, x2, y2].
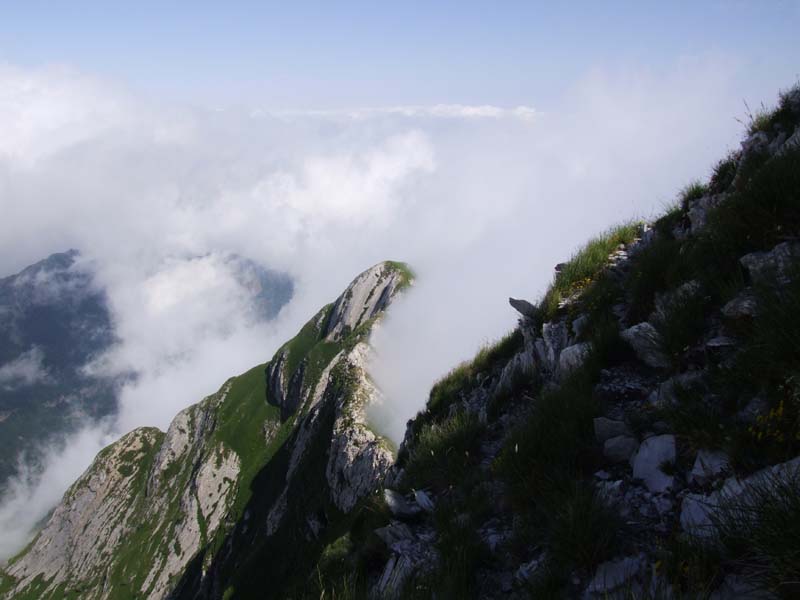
[0, 1, 799, 558]
[1, 2, 798, 108]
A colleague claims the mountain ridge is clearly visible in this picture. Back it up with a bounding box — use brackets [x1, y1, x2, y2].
[0, 260, 412, 600]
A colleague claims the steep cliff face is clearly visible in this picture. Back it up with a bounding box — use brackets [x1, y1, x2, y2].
[2, 374, 257, 600]
[171, 261, 411, 599]
[0, 261, 411, 600]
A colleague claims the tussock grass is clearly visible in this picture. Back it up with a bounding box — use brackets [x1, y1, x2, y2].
[301, 493, 393, 599]
[653, 202, 684, 238]
[708, 151, 738, 195]
[671, 469, 800, 599]
[496, 317, 625, 501]
[496, 369, 597, 502]
[662, 533, 724, 597]
[311, 535, 364, 600]
[625, 235, 685, 323]
[680, 180, 709, 211]
[685, 147, 800, 301]
[546, 482, 622, 571]
[654, 383, 729, 451]
[403, 410, 483, 493]
[430, 503, 490, 599]
[710, 468, 800, 598]
[495, 313, 628, 590]
[743, 84, 800, 137]
[540, 221, 642, 319]
[652, 287, 711, 368]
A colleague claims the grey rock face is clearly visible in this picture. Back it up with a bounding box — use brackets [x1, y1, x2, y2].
[373, 526, 438, 600]
[681, 456, 800, 538]
[652, 280, 701, 323]
[324, 263, 405, 342]
[326, 343, 394, 513]
[721, 289, 758, 319]
[559, 342, 591, 375]
[496, 342, 536, 397]
[571, 314, 589, 339]
[374, 521, 415, 547]
[594, 366, 655, 405]
[384, 489, 421, 519]
[414, 489, 435, 513]
[631, 434, 676, 493]
[688, 194, 725, 234]
[584, 554, 645, 598]
[621, 323, 670, 369]
[705, 336, 737, 363]
[604, 435, 639, 463]
[515, 555, 545, 583]
[740, 242, 800, 285]
[778, 127, 800, 156]
[594, 417, 631, 443]
[508, 297, 538, 319]
[6, 428, 162, 596]
[265, 349, 290, 416]
[649, 371, 705, 408]
[680, 492, 719, 538]
[7, 382, 243, 600]
[537, 320, 569, 373]
[734, 131, 771, 187]
[689, 449, 730, 485]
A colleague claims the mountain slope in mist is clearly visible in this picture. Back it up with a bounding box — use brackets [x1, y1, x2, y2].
[0, 250, 118, 492]
[0, 251, 293, 500]
[0, 261, 410, 600]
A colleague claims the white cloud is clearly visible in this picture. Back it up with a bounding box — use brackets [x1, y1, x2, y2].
[0, 348, 50, 389]
[0, 54, 791, 557]
[255, 104, 537, 122]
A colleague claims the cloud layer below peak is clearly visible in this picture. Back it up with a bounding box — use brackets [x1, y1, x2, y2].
[0, 54, 790, 558]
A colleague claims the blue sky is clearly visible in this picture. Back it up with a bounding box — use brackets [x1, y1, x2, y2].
[2, 1, 798, 108]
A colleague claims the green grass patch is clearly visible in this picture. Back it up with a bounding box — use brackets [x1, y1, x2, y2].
[679, 180, 709, 211]
[496, 369, 598, 504]
[385, 260, 415, 290]
[280, 304, 333, 380]
[546, 482, 622, 571]
[744, 84, 800, 137]
[430, 504, 490, 598]
[652, 202, 683, 238]
[403, 410, 483, 493]
[708, 151, 738, 195]
[625, 235, 687, 323]
[540, 221, 642, 320]
[651, 286, 711, 369]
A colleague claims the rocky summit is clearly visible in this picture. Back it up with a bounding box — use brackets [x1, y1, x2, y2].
[2, 84, 800, 600]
